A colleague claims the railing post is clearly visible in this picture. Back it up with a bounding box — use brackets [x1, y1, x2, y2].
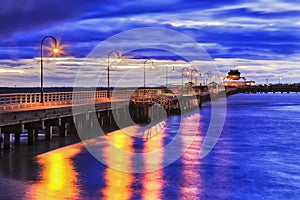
[3, 95, 6, 110]
[24, 94, 27, 108]
[29, 94, 32, 106]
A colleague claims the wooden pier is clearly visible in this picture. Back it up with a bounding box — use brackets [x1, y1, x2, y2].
[0, 88, 237, 150]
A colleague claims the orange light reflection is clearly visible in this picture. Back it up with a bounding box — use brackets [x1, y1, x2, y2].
[26, 144, 82, 200]
[101, 132, 134, 200]
[142, 128, 164, 200]
[180, 113, 202, 199]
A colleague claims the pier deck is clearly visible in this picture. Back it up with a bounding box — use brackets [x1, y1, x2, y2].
[0, 88, 237, 150]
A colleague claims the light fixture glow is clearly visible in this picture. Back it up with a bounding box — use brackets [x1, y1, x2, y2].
[52, 48, 59, 54]
[116, 56, 122, 63]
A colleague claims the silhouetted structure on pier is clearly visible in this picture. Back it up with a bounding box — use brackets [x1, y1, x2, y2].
[223, 69, 256, 87]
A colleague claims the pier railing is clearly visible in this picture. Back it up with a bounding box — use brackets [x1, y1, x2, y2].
[0, 87, 225, 111]
[0, 89, 167, 111]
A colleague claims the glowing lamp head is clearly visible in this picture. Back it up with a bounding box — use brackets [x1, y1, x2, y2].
[116, 55, 122, 63]
[52, 47, 60, 54]
[186, 71, 190, 75]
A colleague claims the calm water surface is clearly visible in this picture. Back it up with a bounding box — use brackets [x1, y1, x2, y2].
[0, 93, 300, 199]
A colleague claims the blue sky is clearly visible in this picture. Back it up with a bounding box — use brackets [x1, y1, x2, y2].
[0, 0, 299, 87]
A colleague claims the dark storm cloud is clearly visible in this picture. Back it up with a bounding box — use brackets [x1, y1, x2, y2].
[81, 0, 246, 19]
[0, 0, 249, 39]
[0, 0, 112, 38]
[172, 24, 300, 59]
[0, 0, 299, 61]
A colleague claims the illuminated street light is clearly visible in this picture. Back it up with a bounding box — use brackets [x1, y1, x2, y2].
[165, 64, 175, 87]
[107, 51, 122, 98]
[181, 67, 190, 86]
[40, 35, 60, 103]
[279, 77, 282, 85]
[204, 72, 211, 86]
[144, 59, 155, 89]
[190, 69, 199, 85]
[52, 48, 59, 54]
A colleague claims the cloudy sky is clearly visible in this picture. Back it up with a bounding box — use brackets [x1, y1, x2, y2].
[0, 0, 299, 87]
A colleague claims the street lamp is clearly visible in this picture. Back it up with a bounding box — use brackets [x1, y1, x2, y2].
[107, 51, 121, 98]
[40, 35, 60, 103]
[144, 59, 155, 89]
[181, 67, 190, 86]
[165, 64, 175, 87]
[204, 72, 211, 86]
[190, 69, 199, 85]
[279, 77, 282, 85]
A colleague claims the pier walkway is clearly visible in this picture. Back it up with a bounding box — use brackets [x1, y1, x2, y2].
[0, 88, 237, 150]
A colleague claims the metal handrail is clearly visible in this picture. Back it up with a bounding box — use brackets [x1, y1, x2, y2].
[0, 88, 212, 111]
[0, 89, 163, 111]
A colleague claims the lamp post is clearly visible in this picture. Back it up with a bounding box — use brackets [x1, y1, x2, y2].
[144, 59, 155, 89]
[165, 65, 175, 87]
[166, 65, 168, 87]
[190, 69, 199, 85]
[204, 72, 211, 86]
[40, 35, 60, 103]
[107, 51, 121, 98]
[181, 67, 190, 86]
[279, 77, 282, 85]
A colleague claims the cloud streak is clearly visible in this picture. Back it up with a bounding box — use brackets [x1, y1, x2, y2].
[0, 56, 299, 87]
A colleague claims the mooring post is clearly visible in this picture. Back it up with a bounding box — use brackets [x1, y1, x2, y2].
[70, 121, 76, 135]
[28, 129, 35, 145]
[45, 126, 53, 141]
[59, 123, 67, 137]
[108, 110, 112, 125]
[14, 133, 21, 145]
[4, 133, 11, 150]
[100, 112, 104, 128]
[34, 129, 39, 141]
